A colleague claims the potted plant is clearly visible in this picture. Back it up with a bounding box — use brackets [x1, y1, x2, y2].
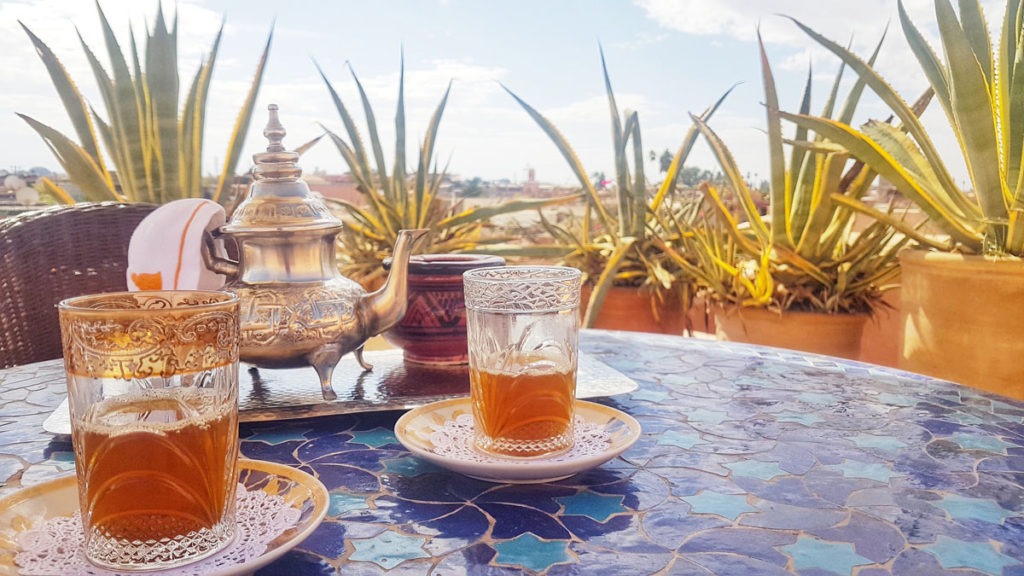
[785, 0, 1024, 397]
[505, 48, 733, 335]
[317, 57, 577, 362]
[19, 3, 272, 206]
[317, 56, 577, 289]
[661, 33, 910, 360]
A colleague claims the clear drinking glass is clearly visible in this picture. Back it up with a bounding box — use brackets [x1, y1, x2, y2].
[58, 291, 240, 570]
[463, 266, 581, 457]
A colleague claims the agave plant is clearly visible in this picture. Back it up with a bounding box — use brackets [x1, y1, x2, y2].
[783, 0, 1024, 256]
[504, 47, 733, 328]
[19, 3, 271, 205]
[662, 33, 911, 315]
[317, 56, 579, 289]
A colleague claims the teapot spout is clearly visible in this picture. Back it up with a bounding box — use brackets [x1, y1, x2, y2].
[361, 229, 430, 338]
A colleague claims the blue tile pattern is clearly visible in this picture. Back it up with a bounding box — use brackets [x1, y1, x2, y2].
[3, 331, 1024, 574]
[921, 536, 1020, 573]
[725, 459, 788, 481]
[493, 533, 572, 572]
[556, 491, 625, 522]
[684, 490, 758, 520]
[781, 536, 873, 573]
[348, 530, 430, 568]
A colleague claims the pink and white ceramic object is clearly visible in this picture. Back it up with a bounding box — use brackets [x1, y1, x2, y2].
[126, 198, 227, 291]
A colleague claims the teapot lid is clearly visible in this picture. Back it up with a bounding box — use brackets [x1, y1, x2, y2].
[221, 104, 342, 234]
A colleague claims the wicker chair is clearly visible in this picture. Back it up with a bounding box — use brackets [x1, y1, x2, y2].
[0, 202, 156, 368]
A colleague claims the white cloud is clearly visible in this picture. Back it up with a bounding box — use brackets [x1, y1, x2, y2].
[2, 0, 233, 171]
[234, 58, 523, 180]
[634, 0, 934, 46]
[635, 0, 1004, 94]
[635, 0, 870, 44]
[610, 31, 670, 51]
[630, 0, 994, 188]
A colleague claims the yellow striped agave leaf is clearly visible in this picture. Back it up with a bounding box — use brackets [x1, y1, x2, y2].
[438, 195, 582, 230]
[18, 23, 107, 177]
[757, 31, 789, 247]
[100, 4, 157, 203]
[687, 30, 905, 314]
[501, 84, 614, 235]
[37, 177, 77, 205]
[787, 67, 819, 245]
[17, 114, 118, 202]
[787, 16, 963, 202]
[213, 29, 272, 205]
[315, 61, 375, 192]
[347, 65, 390, 193]
[933, 0, 1005, 222]
[650, 84, 737, 213]
[415, 82, 452, 229]
[999, 0, 1024, 192]
[22, 3, 271, 206]
[582, 237, 638, 328]
[689, 116, 769, 248]
[781, 111, 982, 247]
[791, 0, 1024, 255]
[181, 27, 222, 199]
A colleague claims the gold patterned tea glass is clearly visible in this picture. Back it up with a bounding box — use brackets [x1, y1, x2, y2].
[463, 266, 581, 458]
[58, 291, 240, 571]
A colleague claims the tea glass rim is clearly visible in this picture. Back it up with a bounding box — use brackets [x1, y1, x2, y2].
[59, 290, 238, 315]
[462, 265, 580, 284]
[463, 266, 581, 314]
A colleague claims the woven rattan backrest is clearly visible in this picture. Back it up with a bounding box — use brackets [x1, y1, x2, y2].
[0, 202, 156, 368]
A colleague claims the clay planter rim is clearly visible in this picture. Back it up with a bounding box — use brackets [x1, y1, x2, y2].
[713, 304, 871, 323]
[581, 284, 691, 335]
[384, 253, 506, 276]
[712, 304, 869, 361]
[900, 249, 1024, 275]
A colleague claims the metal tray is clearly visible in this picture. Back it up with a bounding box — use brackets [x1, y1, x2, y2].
[43, 350, 637, 434]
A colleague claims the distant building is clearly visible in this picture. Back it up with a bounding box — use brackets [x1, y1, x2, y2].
[0, 169, 47, 217]
[305, 173, 362, 204]
[522, 168, 540, 196]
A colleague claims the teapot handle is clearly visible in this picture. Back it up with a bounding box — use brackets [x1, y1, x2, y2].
[202, 229, 240, 277]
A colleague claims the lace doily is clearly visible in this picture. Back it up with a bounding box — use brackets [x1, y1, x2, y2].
[16, 484, 300, 576]
[430, 414, 612, 463]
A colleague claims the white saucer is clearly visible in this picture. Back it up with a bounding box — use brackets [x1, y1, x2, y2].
[0, 459, 328, 575]
[395, 398, 641, 483]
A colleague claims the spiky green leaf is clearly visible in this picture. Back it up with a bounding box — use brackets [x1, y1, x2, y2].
[19, 22, 106, 172]
[18, 113, 118, 202]
[213, 28, 272, 204]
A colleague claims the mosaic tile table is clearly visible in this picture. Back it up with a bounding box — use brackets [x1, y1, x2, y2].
[1, 330, 1023, 575]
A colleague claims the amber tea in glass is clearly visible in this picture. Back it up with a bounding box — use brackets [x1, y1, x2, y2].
[59, 291, 240, 571]
[463, 266, 581, 457]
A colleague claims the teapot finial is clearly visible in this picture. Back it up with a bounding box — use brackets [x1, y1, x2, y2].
[252, 104, 301, 181]
[263, 104, 287, 152]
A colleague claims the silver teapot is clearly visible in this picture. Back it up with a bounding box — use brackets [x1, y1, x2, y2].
[204, 104, 427, 400]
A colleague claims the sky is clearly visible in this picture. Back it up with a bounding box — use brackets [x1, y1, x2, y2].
[0, 0, 996, 187]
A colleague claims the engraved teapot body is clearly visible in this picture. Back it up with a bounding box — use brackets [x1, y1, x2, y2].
[205, 105, 427, 400]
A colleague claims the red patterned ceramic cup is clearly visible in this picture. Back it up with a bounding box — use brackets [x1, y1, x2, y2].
[384, 254, 505, 364]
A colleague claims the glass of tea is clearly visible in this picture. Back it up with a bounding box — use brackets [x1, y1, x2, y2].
[58, 290, 240, 570]
[463, 266, 581, 458]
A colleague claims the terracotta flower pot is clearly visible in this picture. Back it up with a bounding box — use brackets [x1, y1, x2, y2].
[899, 250, 1024, 398]
[714, 306, 868, 360]
[384, 254, 505, 364]
[580, 285, 705, 335]
[858, 288, 900, 368]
